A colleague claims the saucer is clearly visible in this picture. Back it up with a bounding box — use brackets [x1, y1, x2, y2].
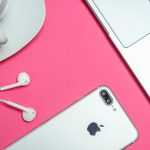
[0, 0, 46, 62]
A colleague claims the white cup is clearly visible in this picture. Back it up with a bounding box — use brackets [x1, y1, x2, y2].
[0, 0, 7, 44]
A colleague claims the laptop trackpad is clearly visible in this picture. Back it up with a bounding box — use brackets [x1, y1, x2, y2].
[93, 0, 150, 48]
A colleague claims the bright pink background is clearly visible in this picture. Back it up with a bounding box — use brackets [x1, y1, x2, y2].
[0, 0, 150, 149]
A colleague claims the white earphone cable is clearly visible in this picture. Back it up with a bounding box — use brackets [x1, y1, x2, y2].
[0, 99, 7, 104]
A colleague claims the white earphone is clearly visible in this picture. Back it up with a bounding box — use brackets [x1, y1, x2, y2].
[0, 100, 36, 122]
[0, 0, 8, 44]
[0, 72, 30, 91]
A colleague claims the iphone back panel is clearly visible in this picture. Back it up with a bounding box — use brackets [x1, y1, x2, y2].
[6, 86, 138, 150]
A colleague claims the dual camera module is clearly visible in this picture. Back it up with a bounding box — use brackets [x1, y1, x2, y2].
[100, 90, 113, 106]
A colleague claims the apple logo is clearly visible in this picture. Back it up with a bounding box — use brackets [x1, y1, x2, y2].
[87, 122, 104, 136]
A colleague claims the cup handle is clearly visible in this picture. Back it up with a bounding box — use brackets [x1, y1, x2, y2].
[0, 29, 7, 44]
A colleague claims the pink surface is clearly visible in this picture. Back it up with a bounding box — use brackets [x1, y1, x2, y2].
[0, 0, 150, 149]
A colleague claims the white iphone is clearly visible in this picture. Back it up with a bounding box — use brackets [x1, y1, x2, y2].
[6, 86, 138, 150]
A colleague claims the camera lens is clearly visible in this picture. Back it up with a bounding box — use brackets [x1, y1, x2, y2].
[100, 90, 113, 105]
[101, 91, 107, 96]
[105, 98, 112, 104]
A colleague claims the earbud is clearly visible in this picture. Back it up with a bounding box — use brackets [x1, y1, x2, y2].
[0, 72, 30, 91]
[0, 100, 36, 122]
[0, 0, 8, 44]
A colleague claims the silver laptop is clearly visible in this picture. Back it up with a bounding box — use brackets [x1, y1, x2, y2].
[86, 0, 150, 95]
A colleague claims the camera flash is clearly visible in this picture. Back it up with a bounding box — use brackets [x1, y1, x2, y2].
[113, 108, 117, 112]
